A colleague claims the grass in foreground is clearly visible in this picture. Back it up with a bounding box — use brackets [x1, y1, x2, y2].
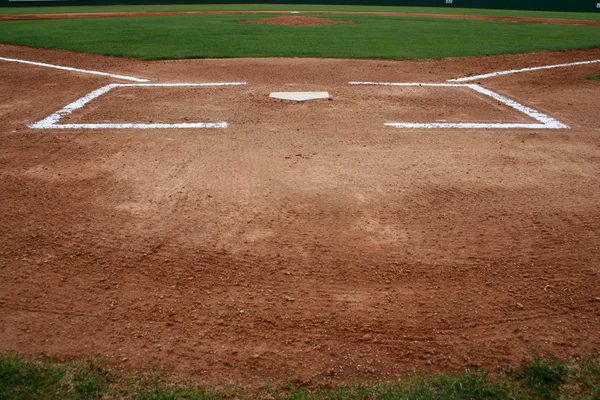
[0, 5, 599, 21]
[1, 352, 599, 399]
[0, 14, 598, 60]
[588, 74, 600, 80]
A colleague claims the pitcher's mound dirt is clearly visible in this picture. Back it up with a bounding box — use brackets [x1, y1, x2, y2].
[243, 16, 354, 27]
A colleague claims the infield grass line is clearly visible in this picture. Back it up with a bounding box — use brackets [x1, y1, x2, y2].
[449, 59, 600, 82]
[349, 82, 569, 130]
[0, 55, 150, 82]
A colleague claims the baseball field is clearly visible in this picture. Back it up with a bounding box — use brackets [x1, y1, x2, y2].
[0, 3, 599, 398]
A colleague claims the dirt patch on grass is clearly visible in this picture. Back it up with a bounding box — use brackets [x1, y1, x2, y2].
[242, 16, 354, 27]
[0, 44, 600, 385]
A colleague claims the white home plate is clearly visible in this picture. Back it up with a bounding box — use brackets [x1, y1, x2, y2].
[269, 92, 330, 102]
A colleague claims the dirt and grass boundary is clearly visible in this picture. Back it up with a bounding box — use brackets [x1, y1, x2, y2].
[1, 352, 599, 399]
[0, 5, 599, 22]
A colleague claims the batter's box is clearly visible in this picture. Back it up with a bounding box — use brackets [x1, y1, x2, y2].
[349, 82, 569, 129]
[29, 82, 247, 129]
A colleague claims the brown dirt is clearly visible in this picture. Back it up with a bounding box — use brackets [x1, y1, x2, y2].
[243, 16, 353, 27]
[1, 10, 599, 26]
[0, 43, 599, 385]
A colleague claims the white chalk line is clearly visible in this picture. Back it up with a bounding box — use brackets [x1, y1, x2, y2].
[0, 56, 150, 83]
[385, 123, 553, 129]
[349, 82, 569, 130]
[467, 84, 567, 128]
[449, 59, 600, 82]
[40, 122, 229, 129]
[29, 82, 247, 130]
[30, 84, 118, 129]
[116, 83, 247, 87]
[349, 82, 467, 87]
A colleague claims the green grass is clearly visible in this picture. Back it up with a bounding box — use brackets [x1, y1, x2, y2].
[512, 354, 569, 400]
[588, 74, 600, 80]
[0, 14, 599, 60]
[1, 352, 599, 399]
[0, 4, 599, 21]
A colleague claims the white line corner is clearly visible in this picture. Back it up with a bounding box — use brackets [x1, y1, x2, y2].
[29, 82, 244, 130]
[348, 81, 569, 130]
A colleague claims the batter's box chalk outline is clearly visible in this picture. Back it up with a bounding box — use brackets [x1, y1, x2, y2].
[29, 82, 247, 130]
[348, 82, 569, 130]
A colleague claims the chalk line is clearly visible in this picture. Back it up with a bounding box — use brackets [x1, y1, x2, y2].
[350, 82, 467, 87]
[37, 122, 229, 129]
[29, 82, 246, 130]
[467, 84, 567, 129]
[448, 59, 600, 82]
[349, 81, 569, 129]
[385, 122, 553, 129]
[116, 83, 247, 87]
[0, 56, 150, 82]
[29, 84, 119, 129]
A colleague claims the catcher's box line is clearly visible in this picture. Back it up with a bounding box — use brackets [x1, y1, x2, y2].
[348, 82, 569, 129]
[29, 82, 247, 130]
[0, 56, 150, 83]
[448, 59, 600, 82]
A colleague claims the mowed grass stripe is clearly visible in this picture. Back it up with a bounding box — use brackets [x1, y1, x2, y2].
[0, 14, 599, 60]
[0, 4, 599, 21]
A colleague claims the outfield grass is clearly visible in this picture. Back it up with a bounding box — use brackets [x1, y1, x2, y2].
[0, 14, 598, 60]
[588, 74, 600, 80]
[1, 352, 599, 399]
[0, 4, 599, 21]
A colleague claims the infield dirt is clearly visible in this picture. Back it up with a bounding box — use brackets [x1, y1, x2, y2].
[0, 44, 599, 384]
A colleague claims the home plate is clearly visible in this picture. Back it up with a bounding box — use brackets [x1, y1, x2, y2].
[269, 92, 330, 102]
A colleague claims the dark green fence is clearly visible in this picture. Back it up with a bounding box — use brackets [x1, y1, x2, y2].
[1, 0, 599, 12]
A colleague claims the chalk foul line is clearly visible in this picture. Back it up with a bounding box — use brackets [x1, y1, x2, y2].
[29, 82, 247, 130]
[0, 56, 150, 83]
[349, 82, 569, 130]
[448, 59, 600, 83]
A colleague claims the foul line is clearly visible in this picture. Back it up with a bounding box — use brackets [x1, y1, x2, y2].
[29, 82, 247, 130]
[448, 59, 600, 82]
[0, 56, 150, 83]
[349, 82, 569, 130]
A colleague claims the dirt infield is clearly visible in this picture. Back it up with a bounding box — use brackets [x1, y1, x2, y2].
[1, 10, 600, 26]
[0, 43, 599, 384]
